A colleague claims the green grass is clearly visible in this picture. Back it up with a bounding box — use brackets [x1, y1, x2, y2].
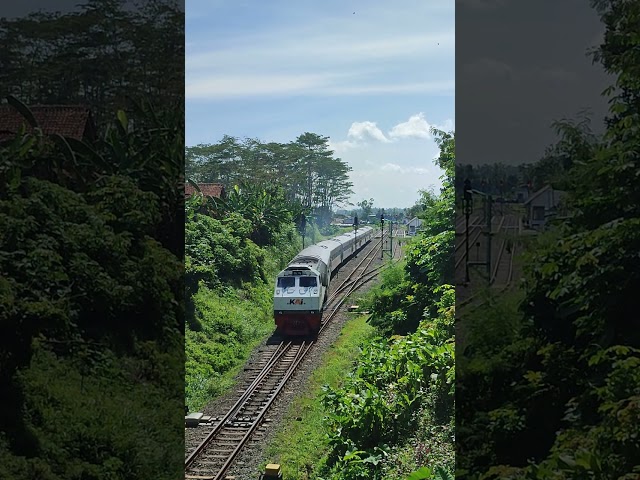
[0, 343, 184, 480]
[261, 315, 377, 480]
[186, 238, 302, 413]
[185, 283, 276, 412]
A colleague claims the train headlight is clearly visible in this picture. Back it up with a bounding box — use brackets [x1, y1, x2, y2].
[276, 289, 281, 295]
[299, 288, 305, 294]
[313, 288, 318, 294]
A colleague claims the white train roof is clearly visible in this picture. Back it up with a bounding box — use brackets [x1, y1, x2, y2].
[292, 242, 334, 265]
[290, 226, 373, 267]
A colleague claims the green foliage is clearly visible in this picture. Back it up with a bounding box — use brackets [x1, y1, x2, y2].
[0, 345, 183, 480]
[366, 130, 454, 336]
[204, 183, 296, 246]
[458, 3, 640, 477]
[0, 73, 184, 479]
[185, 284, 276, 410]
[357, 198, 375, 220]
[185, 212, 265, 289]
[320, 290, 455, 480]
[184, 210, 302, 410]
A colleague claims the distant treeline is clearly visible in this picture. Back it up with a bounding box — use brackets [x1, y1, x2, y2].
[456, 116, 597, 198]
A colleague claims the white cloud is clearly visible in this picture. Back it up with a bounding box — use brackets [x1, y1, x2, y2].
[186, 73, 348, 99]
[329, 113, 455, 154]
[435, 118, 455, 132]
[186, 77, 454, 100]
[388, 113, 432, 139]
[347, 121, 390, 143]
[381, 163, 432, 175]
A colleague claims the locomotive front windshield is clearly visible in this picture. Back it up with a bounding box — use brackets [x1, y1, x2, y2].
[277, 277, 295, 288]
[299, 277, 317, 287]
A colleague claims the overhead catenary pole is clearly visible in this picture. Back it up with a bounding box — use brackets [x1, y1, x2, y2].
[380, 209, 385, 260]
[463, 179, 472, 283]
[354, 214, 359, 256]
[389, 216, 393, 258]
[466, 187, 491, 286]
[486, 195, 492, 281]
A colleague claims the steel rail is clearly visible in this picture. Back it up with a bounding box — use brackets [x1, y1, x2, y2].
[185, 341, 292, 469]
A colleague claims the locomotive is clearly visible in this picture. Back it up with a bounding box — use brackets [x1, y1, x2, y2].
[273, 226, 374, 336]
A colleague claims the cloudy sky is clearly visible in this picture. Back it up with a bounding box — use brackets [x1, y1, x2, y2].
[456, 0, 613, 166]
[186, 0, 455, 209]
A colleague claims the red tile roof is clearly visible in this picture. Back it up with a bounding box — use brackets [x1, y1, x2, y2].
[185, 183, 225, 198]
[0, 104, 95, 141]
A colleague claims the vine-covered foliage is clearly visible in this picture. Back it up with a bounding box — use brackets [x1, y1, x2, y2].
[321, 289, 454, 480]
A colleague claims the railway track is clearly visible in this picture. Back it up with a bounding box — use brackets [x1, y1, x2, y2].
[457, 208, 520, 311]
[455, 215, 503, 274]
[184, 230, 392, 479]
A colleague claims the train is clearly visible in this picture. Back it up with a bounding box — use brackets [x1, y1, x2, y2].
[273, 226, 374, 336]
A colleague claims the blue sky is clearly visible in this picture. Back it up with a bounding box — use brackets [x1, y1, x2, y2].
[186, 0, 455, 209]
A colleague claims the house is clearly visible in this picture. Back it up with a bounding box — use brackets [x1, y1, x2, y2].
[524, 184, 567, 229]
[0, 104, 96, 142]
[185, 182, 225, 200]
[515, 184, 530, 203]
[331, 214, 348, 225]
[406, 217, 423, 236]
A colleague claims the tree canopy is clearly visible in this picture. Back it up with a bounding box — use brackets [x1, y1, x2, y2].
[186, 132, 353, 227]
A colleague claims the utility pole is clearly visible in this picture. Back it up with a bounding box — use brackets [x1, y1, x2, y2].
[380, 209, 385, 260]
[486, 195, 492, 280]
[466, 188, 492, 286]
[300, 213, 307, 249]
[389, 216, 393, 258]
[353, 214, 359, 256]
[463, 179, 472, 283]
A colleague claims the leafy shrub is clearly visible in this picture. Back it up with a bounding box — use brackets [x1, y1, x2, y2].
[321, 289, 455, 479]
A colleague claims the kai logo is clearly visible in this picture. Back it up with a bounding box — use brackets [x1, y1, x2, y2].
[288, 299, 304, 305]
